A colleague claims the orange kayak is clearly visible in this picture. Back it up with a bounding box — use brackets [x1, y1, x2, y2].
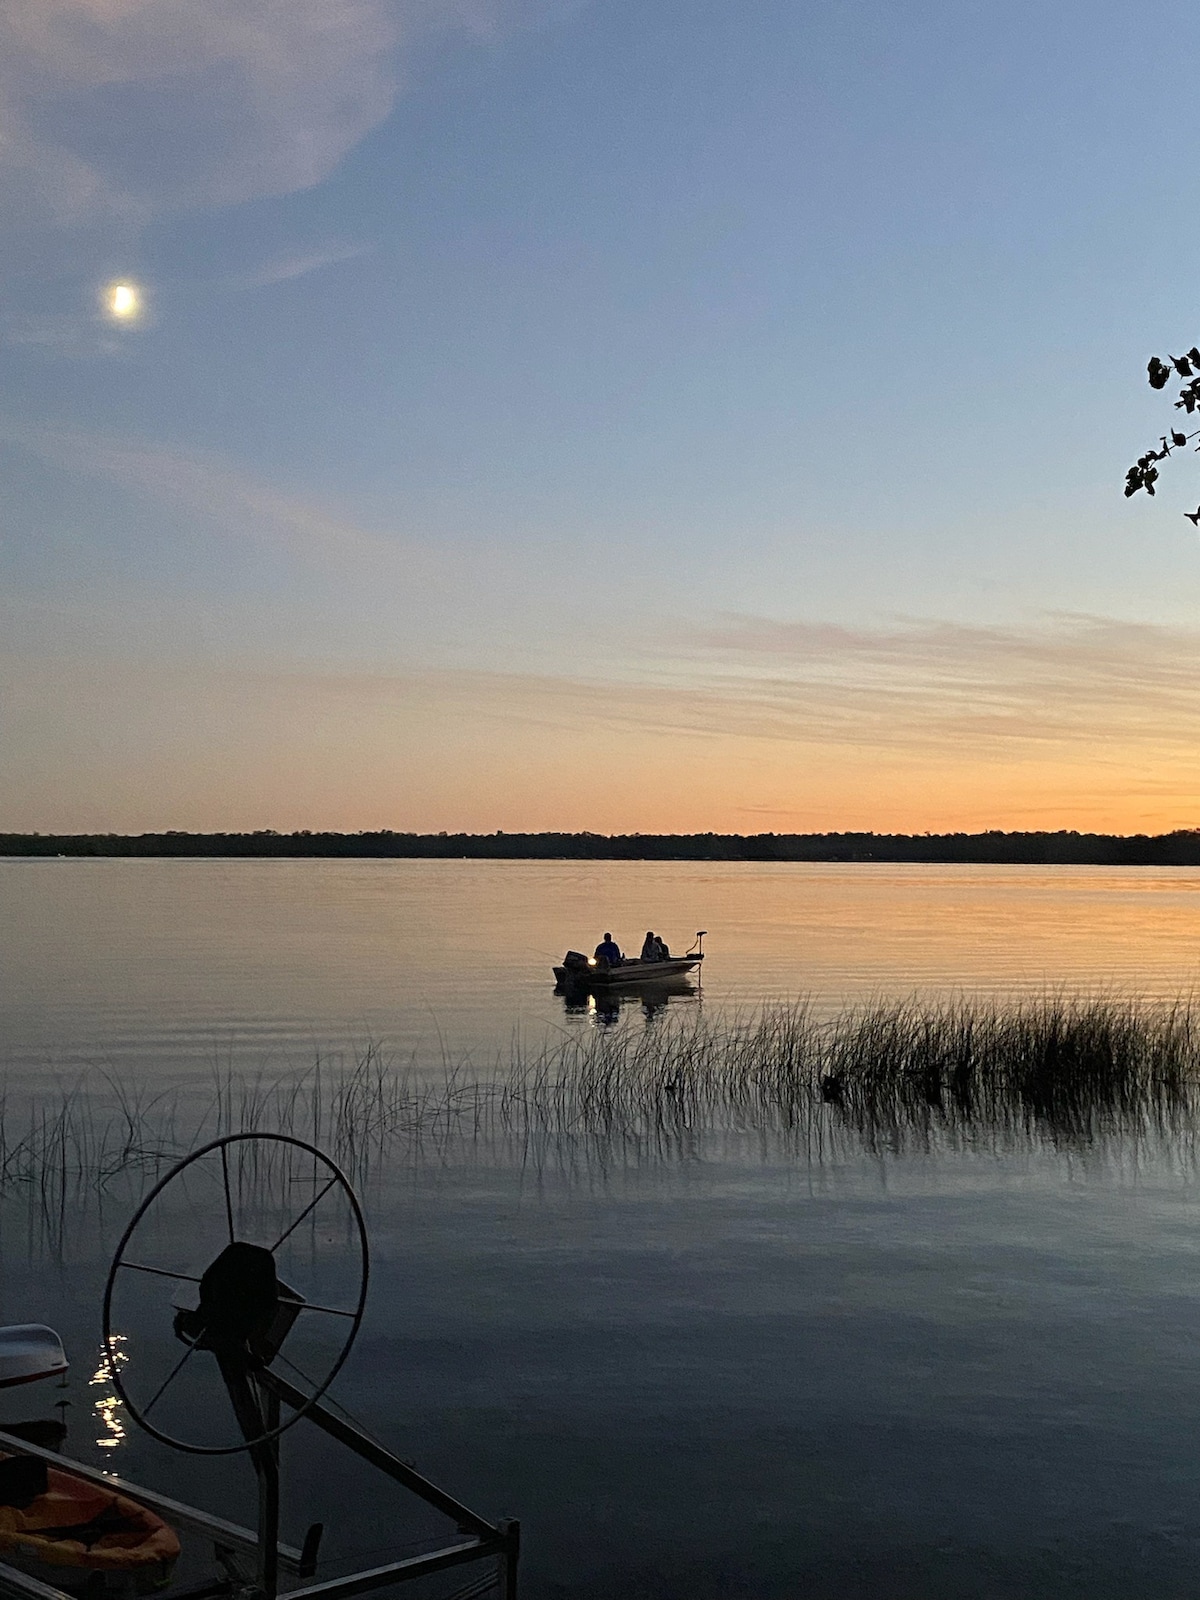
[0, 1458, 180, 1582]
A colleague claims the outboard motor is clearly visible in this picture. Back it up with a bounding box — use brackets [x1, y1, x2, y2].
[561, 951, 589, 972]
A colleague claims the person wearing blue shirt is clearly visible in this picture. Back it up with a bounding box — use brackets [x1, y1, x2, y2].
[594, 933, 623, 967]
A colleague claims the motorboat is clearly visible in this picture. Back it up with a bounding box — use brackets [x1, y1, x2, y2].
[0, 1326, 69, 1455]
[554, 932, 706, 988]
[0, 1329, 67, 1392]
[554, 954, 703, 986]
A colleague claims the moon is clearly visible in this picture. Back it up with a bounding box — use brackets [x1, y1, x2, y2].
[104, 281, 142, 322]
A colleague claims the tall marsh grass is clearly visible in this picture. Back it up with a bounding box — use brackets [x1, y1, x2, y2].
[5, 995, 1200, 1208]
[820, 994, 1198, 1149]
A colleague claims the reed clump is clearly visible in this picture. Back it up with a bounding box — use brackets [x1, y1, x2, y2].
[820, 994, 1198, 1147]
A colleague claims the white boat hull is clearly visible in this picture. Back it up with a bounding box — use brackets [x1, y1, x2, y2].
[0, 1326, 67, 1389]
[553, 955, 703, 987]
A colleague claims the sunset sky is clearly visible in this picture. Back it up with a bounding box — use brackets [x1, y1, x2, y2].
[4, 0, 1200, 834]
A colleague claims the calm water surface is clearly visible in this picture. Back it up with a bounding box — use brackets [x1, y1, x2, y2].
[5, 858, 1200, 1078]
[3, 859, 1200, 1598]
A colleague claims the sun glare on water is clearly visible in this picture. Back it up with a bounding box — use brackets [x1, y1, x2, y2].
[103, 280, 142, 322]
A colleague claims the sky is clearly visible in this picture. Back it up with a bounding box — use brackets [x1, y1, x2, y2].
[3, 0, 1200, 834]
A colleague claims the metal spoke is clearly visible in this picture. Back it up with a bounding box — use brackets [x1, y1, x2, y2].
[143, 1328, 205, 1418]
[121, 1263, 201, 1285]
[269, 1176, 337, 1253]
[296, 1301, 357, 1319]
[220, 1143, 236, 1245]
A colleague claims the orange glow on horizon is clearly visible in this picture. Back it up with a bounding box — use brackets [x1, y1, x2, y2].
[6, 616, 1200, 837]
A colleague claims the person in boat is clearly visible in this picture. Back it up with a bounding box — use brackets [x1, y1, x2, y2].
[654, 933, 671, 959]
[594, 933, 623, 967]
[640, 931, 660, 962]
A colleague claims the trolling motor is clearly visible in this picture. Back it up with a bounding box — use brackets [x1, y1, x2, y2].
[173, 1242, 302, 1366]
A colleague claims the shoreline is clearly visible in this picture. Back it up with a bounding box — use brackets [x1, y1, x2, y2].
[3, 827, 1200, 866]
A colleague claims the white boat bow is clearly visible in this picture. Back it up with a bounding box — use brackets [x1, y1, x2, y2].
[0, 1326, 68, 1389]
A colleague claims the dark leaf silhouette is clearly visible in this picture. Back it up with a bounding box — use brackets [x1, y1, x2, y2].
[1125, 347, 1200, 512]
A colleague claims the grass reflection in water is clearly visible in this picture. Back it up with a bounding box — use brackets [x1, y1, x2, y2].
[2, 997, 1199, 1213]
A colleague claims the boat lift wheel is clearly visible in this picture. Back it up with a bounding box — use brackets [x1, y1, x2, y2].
[102, 1132, 369, 1456]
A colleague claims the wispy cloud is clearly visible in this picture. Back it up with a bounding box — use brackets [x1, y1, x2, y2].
[6, 611, 1200, 831]
[0, 0, 577, 359]
[2, 437, 1191, 781]
[1, 0, 399, 225]
[227, 242, 374, 292]
[301, 610, 1197, 776]
[0, 0, 556, 231]
[182, 608, 1200, 765]
[0, 419, 414, 568]
[3, 312, 128, 359]
[672, 611, 1200, 755]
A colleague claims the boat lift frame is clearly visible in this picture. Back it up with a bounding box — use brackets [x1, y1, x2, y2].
[0, 1137, 517, 1600]
[0, 1384, 519, 1600]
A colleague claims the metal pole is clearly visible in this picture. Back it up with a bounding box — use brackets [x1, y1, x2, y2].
[253, 1380, 281, 1600]
[217, 1355, 280, 1600]
[280, 1540, 496, 1600]
[497, 1519, 520, 1600]
[256, 1371, 497, 1540]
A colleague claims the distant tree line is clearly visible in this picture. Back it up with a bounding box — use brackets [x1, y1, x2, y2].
[4, 830, 1200, 865]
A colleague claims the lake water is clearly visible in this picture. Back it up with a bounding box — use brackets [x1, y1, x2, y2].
[6, 858, 1200, 1079]
[3, 859, 1200, 1598]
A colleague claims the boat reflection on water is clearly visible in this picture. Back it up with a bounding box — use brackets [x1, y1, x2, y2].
[555, 976, 700, 1027]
